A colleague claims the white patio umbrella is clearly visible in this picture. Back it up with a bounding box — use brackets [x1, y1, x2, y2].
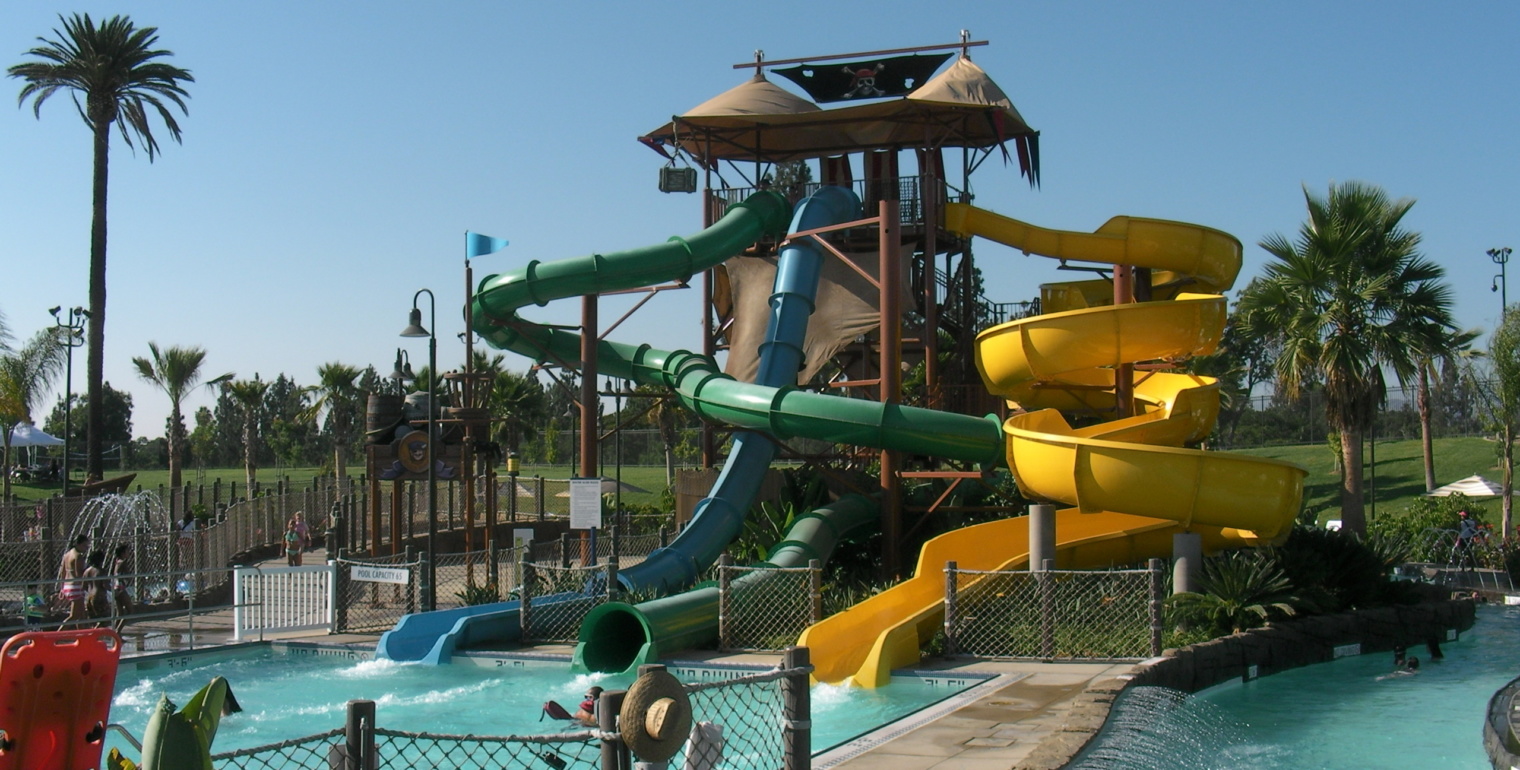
[1424, 474, 1505, 497]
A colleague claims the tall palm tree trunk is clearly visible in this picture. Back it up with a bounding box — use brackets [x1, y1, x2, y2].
[244, 422, 257, 493]
[85, 118, 111, 482]
[1504, 423, 1515, 540]
[1418, 367, 1435, 492]
[167, 406, 183, 489]
[1339, 425, 1367, 534]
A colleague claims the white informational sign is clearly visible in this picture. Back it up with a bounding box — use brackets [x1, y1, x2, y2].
[512, 528, 535, 550]
[569, 478, 604, 531]
[351, 565, 409, 585]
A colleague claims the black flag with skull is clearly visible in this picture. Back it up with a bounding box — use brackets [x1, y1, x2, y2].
[773, 53, 953, 103]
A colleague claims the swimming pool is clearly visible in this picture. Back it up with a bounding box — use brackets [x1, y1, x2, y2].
[1071, 603, 1515, 769]
[108, 646, 980, 758]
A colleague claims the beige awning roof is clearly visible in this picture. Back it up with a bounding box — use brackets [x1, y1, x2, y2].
[640, 56, 1039, 177]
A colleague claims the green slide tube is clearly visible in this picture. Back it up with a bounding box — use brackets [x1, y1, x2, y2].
[572, 494, 879, 676]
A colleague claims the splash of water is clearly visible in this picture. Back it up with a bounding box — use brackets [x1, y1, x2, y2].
[1069, 686, 1245, 770]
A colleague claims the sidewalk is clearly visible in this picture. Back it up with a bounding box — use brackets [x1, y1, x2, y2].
[815, 659, 1131, 770]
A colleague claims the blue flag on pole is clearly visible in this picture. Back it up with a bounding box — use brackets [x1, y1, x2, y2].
[466, 231, 509, 259]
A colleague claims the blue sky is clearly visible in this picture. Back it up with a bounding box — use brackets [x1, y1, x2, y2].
[1, 2, 1517, 439]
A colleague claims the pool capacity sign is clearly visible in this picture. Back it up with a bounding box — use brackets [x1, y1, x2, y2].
[568, 478, 604, 531]
[351, 565, 409, 585]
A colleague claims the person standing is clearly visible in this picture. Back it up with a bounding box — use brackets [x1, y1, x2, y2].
[284, 519, 303, 567]
[293, 511, 311, 553]
[110, 544, 134, 630]
[84, 550, 109, 624]
[56, 534, 89, 630]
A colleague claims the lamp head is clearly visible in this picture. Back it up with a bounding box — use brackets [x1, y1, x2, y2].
[400, 307, 429, 338]
[49, 306, 61, 318]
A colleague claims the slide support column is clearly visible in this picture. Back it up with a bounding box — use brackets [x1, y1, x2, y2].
[1172, 531, 1202, 595]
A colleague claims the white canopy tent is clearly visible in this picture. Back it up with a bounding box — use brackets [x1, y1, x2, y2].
[6, 423, 64, 448]
[1424, 474, 1505, 497]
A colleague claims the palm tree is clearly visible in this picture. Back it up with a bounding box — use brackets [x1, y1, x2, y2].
[1416, 328, 1480, 492]
[131, 342, 230, 489]
[10, 13, 193, 483]
[0, 323, 66, 501]
[1489, 308, 1520, 539]
[225, 375, 270, 493]
[1238, 181, 1454, 535]
[489, 368, 547, 463]
[301, 363, 363, 481]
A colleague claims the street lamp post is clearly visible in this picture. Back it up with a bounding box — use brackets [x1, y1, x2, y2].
[1491, 247, 1513, 317]
[401, 289, 437, 612]
[49, 306, 87, 496]
[389, 349, 414, 396]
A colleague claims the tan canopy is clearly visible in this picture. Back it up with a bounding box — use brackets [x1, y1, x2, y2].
[641, 56, 1038, 176]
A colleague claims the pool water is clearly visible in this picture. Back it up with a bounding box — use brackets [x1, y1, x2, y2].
[1073, 603, 1517, 769]
[109, 649, 972, 757]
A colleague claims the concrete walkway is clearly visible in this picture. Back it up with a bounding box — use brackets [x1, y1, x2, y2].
[816, 660, 1131, 770]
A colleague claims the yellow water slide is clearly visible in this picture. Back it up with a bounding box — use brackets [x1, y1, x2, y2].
[799, 204, 1306, 687]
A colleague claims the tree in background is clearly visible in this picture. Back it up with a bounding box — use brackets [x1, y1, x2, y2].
[1238, 181, 1454, 535]
[486, 361, 547, 465]
[43, 383, 132, 462]
[1488, 307, 1520, 538]
[301, 363, 363, 481]
[10, 14, 193, 482]
[0, 320, 65, 500]
[131, 342, 231, 489]
[771, 159, 814, 202]
[225, 375, 271, 492]
[1417, 328, 1481, 492]
[1190, 281, 1278, 447]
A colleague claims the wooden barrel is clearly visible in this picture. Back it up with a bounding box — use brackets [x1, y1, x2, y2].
[366, 394, 406, 445]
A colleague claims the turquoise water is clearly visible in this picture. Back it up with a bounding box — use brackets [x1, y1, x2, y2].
[1074, 604, 1517, 769]
[109, 649, 970, 757]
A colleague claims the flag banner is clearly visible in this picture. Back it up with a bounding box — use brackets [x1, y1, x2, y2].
[773, 53, 953, 103]
[466, 231, 510, 258]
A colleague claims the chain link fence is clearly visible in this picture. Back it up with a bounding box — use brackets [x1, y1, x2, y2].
[520, 561, 616, 643]
[334, 554, 420, 634]
[717, 556, 821, 652]
[944, 560, 1165, 661]
[201, 649, 814, 770]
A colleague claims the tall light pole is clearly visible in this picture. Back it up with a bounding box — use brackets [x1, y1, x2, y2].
[49, 306, 88, 496]
[401, 289, 437, 612]
[1490, 247, 1512, 317]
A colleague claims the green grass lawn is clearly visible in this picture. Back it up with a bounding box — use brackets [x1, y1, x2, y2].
[6, 438, 1505, 523]
[1236, 435, 1503, 522]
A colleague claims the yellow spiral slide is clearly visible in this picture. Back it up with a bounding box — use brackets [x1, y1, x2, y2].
[799, 204, 1306, 688]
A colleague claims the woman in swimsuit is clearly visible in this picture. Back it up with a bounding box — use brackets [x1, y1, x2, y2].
[56, 534, 89, 630]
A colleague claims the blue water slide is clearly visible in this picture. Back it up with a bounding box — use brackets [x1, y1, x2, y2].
[376, 187, 861, 662]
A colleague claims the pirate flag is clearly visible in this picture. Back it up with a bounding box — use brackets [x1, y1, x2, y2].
[773, 52, 953, 103]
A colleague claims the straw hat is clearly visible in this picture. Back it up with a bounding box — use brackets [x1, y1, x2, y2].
[619, 668, 692, 762]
